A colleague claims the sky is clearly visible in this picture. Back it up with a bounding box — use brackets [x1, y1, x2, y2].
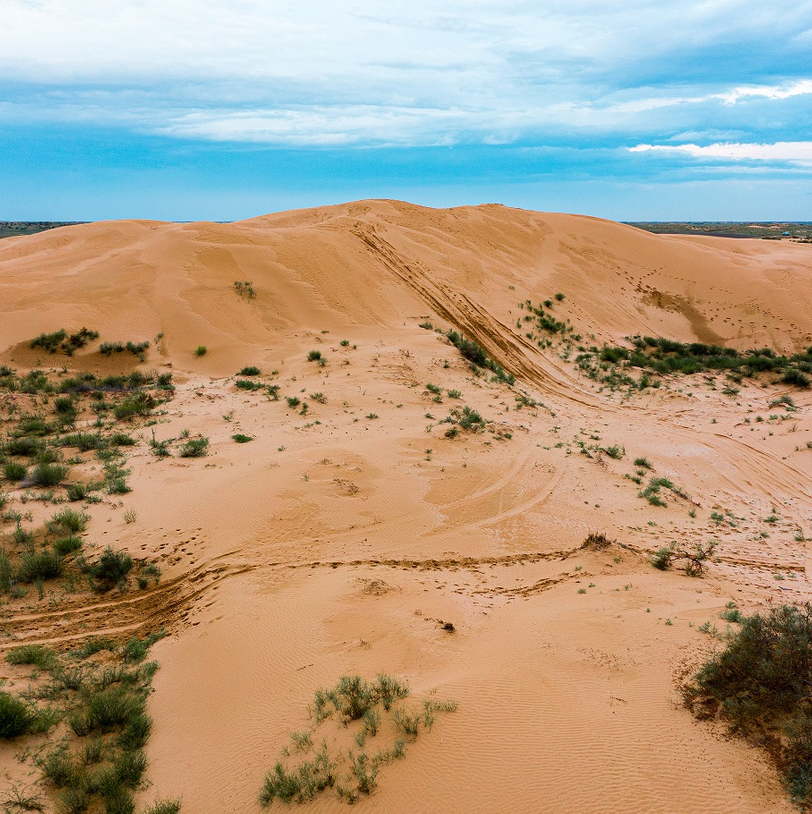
[1, 0, 812, 221]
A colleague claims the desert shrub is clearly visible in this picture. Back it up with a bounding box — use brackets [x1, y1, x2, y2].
[61, 432, 105, 452]
[4, 461, 27, 481]
[178, 437, 209, 458]
[144, 801, 182, 814]
[259, 744, 335, 806]
[581, 532, 613, 550]
[88, 547, 133, 590]
[236, 379, 264, 391]
[113, 392, 157, 421]
[30, 329, 67, 353]
[71, 686, 144, 735]
[0, 692, 37, 738]
[48, 508, 89, 535]
[650, 540, 716, 575]
[53, 536, 83, 556]
[633, 457, 652, 469]
[5, 437, 44, 457]
[238, 366, 261, 376]
[783, 369, 811, 388]
[602, 444, 625, 460]
[109, 432, 137, 447]
[17, 550, 63, 583]
[684, 604, 812, 806]
[6, 644, 58, 671]
[30, 462, 68, 487]
[194, 345, 207, 357]
[232, 434, 253, 443]
[234, 280, 256, 299]
[66, 482, 88, 502]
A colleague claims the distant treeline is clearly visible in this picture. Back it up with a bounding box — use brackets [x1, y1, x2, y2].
[0, 221, 86, 239]
[626, 222, 812, 240]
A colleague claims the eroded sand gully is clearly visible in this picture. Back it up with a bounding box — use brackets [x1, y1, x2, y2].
[1, 201, 811, 812]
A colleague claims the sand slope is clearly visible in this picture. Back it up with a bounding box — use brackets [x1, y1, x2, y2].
[1, 200, 811, 813]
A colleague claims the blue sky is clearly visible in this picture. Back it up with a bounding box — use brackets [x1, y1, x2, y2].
[2, 1, 812, 221]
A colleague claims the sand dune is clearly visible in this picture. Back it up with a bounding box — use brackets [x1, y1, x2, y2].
[1, 200, 811, 813]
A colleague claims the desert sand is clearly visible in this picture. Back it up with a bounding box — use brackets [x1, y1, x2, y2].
[1, 199, 812, 812]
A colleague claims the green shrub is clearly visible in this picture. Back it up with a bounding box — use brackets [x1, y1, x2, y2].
[194, 346, 207, 357]
[53, 536, 83, 556]
[235, 379, 264, 391]
[684, 604, 812, 806]
[3, 461, 27, 481]
[178, 437, 209, 458]
[307, 350, 322, 362]
[6, 644, 58, 671]
[144, 801, 182, 814]
[88, 547, 133, 590]
[783, 369, 811, 388]
[5, 436, 45, 457]
[66, 482, 88, 502]
[30, 462, 68, 487]
[0, 692, 37, 738]
[30, 329, 67, 353]
[17, 550, 63, 582]
[238, 366, 261, 376]
[48, 508, 89, 535]
[232, 434, 253, 443]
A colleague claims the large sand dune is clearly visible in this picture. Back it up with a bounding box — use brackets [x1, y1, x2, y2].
[1, 200, 811, 813]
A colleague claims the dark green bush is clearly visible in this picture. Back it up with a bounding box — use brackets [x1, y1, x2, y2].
[30, 462, 69, 487]
[88, 547, 133, 590]
[17, 550, 63, 582]
[238, 366, 261, 376]
[178, 437, 209, 458]
[0, 692, 37, 738]
[684, 604, 812, 807]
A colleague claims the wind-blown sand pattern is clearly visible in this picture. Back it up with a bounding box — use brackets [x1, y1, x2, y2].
[1, 199, 811, 812]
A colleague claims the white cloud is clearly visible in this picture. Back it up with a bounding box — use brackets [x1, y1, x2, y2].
[1, 1, 812, 146]
[629, 141, 812, 165]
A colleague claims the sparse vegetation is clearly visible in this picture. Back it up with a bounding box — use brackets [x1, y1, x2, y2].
[260, 674, 454, 805]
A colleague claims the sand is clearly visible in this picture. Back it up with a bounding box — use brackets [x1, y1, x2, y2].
[1, 199, 811, 812]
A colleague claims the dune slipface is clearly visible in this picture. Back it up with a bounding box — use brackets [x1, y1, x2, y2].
[0, 200, 810, 813]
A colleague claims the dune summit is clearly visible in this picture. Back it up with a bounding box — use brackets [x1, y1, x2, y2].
[0, 199, 811, 813]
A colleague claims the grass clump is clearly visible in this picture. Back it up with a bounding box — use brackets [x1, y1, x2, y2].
[6, 644, 58, 671]
[0, 692, 38, 739]
[261, 674, 453, 806]
[238, 366, 260, 376]
[87, 547, 133, 591]
[178, 437, 209, 458]
[445, 329, 515, 384]
[232, 434, 253, 443]
[30, 462, 68, 487]
[235, 379, 264, 391]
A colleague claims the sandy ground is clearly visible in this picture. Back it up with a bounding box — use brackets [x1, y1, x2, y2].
[1, 200, 812, 812]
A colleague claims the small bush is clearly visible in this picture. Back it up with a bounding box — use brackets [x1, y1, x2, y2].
[88, 547, 133, 590]
[48, 508, 89, 535]
[7, 644, 58, 671]
[194, 345, 207, 357]
[0, 692, 37, 738]
[236, 379, 264, 391]
[232, 434, 253, 443]
[307, 350, 322, 362]
[4, 461, 27, 481]
[783, 369, 811, 388]
[238, 366, 261, 376]
[633, 457, 652, 469]
[581, 532, 613, 550]
[65, 484, 89, 505]
[17, 550, 63, 583]
[178, 437, 209, 458]
[29, 462, 68, 487]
